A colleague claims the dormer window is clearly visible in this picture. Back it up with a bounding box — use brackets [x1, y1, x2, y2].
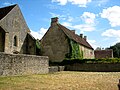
[14, 35, 17, 46]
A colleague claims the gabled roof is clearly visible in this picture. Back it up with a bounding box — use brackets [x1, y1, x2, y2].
[57, 24, 94, 50]
[0, 4, 17, 20]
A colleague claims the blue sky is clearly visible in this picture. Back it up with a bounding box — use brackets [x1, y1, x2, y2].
[0, 0, 120, 49]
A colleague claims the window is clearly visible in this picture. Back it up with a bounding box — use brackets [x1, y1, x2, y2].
[14, 36, 17, 46]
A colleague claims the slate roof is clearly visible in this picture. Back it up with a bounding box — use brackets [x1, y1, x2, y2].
[57, 24, 94, 50]
[0, 4, 16, 20]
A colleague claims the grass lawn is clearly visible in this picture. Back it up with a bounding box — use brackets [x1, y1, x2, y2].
[0, 71, 120, 90]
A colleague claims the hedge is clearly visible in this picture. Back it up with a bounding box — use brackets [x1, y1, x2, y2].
[63, 58, 120, 64]
[49, 58, 120, 66]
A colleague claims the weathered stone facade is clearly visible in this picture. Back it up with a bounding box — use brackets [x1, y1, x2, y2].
[80, 46, 94, 59]
[0, 52, 49, 76]
[41, 17, 94, 62]
[41, 24, 70, 62]
[0, 4, 36, 55]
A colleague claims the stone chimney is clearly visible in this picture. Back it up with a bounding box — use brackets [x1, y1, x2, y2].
[51, 17, 59, 26]
[71, 30, 75, 34]
[80, 34, 83, 38]
[84, 36, 87, 40]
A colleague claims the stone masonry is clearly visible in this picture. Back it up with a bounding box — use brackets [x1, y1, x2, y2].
[0, 52, 49, 76]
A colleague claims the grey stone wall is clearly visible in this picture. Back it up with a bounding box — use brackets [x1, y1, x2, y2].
[49, 66, 65, 73]
[0, 52, 49, 76]
[65, 63, 120, 72]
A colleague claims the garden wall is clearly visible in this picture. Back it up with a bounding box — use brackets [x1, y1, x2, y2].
[49, 66, 65, 73]
[0, 52, 49, 76]
[65, 63, 120, 72]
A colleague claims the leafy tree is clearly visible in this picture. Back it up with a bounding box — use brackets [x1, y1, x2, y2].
[108, 42, 120, 58]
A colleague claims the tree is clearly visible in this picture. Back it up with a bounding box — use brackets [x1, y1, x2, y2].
[108, 42, 120, 58]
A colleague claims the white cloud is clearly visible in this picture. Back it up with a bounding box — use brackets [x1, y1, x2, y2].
[3, 2, 14, 6]
[101, 6, 120, 27]
[49, 12, 60, 17]
[62, 22, 95, 33]
[68, 0, 91, 7]
[102, 29, 120, 38]
[102, 29, 120, 45]
[73, 24, 95, 32]
[67, 16, 74, 22]
[49, 12, 66, 20]
[52, 0, 67, 5]
[62, 22, 72, 27]
[52, 0, 92, 7]
[61, 12, 96, 33]
[87, 39, 99, 49]
[98, 0, 109, 6]
[49, 12, 75, 22]
[81, 12, 96, 24]
[30, 28, 47, 39]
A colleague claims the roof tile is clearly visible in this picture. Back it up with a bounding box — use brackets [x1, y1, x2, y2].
[57, 24, 93, 49]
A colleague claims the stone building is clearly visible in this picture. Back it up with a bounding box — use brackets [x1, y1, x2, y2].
[94, 49, 113, 59]
[41, 17, 94, 62]
[0, 4, 36, 54]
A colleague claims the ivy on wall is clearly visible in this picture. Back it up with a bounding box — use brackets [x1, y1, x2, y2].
[36, 39, 41, 49]
[36, 39, 41, 55]
[65, 39, 83, 60]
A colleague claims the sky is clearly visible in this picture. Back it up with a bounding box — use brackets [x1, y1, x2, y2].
[0, 0, 120, 49]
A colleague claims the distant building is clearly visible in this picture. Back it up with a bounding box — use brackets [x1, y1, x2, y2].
[0, 4, 36, 54]
[94, 49, 113, 59]
[41, 17, 94, 62]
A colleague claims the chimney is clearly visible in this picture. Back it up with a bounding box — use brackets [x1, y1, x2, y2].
[71, 30, 75, 34]
[51, 17, 59, 26]
[80, 34, 83, 38]
[84, 36, 87, 40]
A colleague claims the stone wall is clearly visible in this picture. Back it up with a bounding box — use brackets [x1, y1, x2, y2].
[65, 63, 120, 72]
[0, 52, 49, 76]
[49, 66, 65, 73]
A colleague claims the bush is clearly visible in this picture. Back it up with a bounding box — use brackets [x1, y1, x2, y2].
[62, 58, 120, 64]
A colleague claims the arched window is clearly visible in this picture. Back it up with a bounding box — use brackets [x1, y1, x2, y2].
[14, 36, 17, 46]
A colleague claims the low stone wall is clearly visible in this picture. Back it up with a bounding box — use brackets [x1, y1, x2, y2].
[65, 63, 120, 72]
[49, 66, 65, 73]
[0, 52, 49, 76]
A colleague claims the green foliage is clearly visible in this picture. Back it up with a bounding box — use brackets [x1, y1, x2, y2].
[62, 58, 120, 64]
[36, 39, 41, 55]
[36, 39, 41, 49]
[85, 58, 120, 63]
[108, 42, 120, 58]
[65, 39, 83, 60]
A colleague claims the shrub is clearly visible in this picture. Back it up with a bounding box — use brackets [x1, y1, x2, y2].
[62, 58, 120, 64]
